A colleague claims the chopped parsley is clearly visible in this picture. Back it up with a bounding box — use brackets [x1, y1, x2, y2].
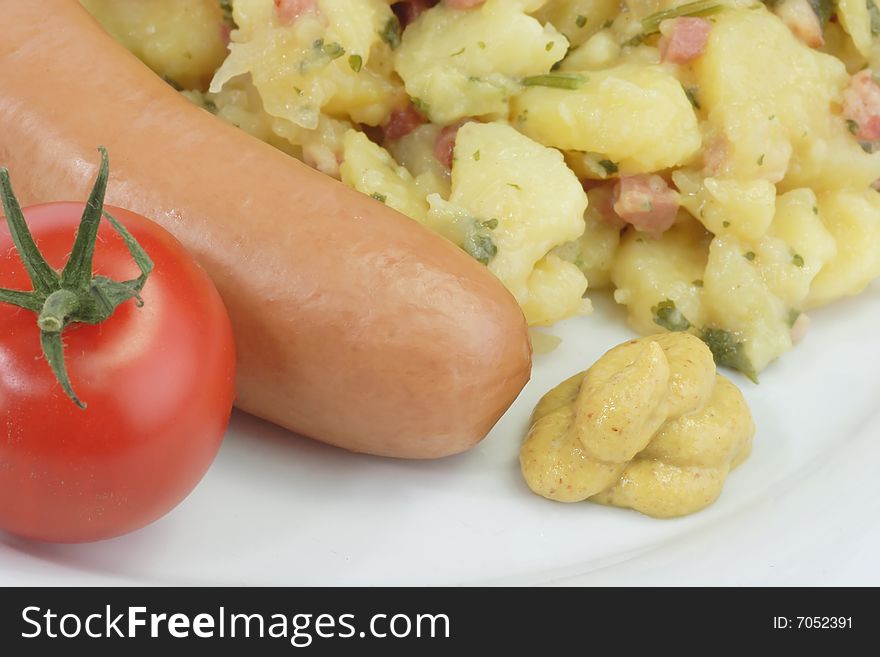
[792, 253, 805, 267]
[545, 41, 555, 51]
[598, 159, 619, 175]
[847, 119, 860, 135]
[450, 47, 466, 57]
[370, 192, 387, 204]
[684, 86, 701, 110]
[757, 154, 765, 166]
[651, 299, 692, 332]
[464, 235, 497, 265]
[722, 220, 731, 228]
[522, 72, 585, 90]
[299, 39, 344, 73]
[787, 309, 801, 328]
[701, 328, 758, 383]
[478, 41, 487, 49]
[411, 97, 430, 118]
[380, 16, 402, 50]
[463, 218, 499, 265]
[641, 0, 724, 35]
[348, 54, 363, 72]
[219, 0, 235, 27]
[473, 150, 481, 161]
[692, 279, 704, 287]
[812, 206, 819, 215]
[576, 15, 588, 28]
[869, 0, 880, 35]
[507, 182, 522, 190]
[322, 41, 344, 59]
[744, 251, 756, 261]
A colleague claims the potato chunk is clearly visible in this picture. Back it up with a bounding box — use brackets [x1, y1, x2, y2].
[395, 0, 568, 124]
[81, 0, 227, 90]
[428, 122, 588, 325]
[511, 64, 701, 172]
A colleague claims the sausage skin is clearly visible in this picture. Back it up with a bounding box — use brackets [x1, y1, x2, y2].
[0, 0, 531, 458]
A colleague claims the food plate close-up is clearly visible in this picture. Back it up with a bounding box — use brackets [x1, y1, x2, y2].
[2, 0, 880, 589]
[2, 288, 878, 586]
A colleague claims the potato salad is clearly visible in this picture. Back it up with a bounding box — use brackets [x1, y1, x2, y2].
[82, 0, 880, 377]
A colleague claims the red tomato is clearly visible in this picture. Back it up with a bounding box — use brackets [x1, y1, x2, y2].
[0, 203, 236, 543]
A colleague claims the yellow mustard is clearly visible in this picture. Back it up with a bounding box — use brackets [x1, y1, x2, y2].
[520, 332, 754, 518]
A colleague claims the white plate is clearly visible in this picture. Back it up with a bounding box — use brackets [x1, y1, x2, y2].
[2, 284, 879, 586]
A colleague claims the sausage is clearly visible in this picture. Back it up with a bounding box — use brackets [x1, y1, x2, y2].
[0, 0, 531, 459]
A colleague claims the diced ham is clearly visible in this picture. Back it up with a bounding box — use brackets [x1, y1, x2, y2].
[274, 0, 318, 26]
[773, 0, 824, 49]
[444, 0, 486, 8]
[702, 137, 730, 177]
[843, 69, 880, 142]
[612, 175, 680, 235]
[433, 121, 468, 169]
[392, 0, 438, 27]
[658, 17, 712, 65]
[219, 23, 232, 47]
[382, 103, 427, 141]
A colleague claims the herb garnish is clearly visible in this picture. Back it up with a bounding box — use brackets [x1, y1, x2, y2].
[522, 73, 585, 89]
[652, 299, 692, 332]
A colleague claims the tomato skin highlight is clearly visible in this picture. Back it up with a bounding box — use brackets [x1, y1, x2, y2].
[0, 203, 236, 543]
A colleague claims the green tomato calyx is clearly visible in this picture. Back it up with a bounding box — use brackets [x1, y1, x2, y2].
[0, 147, 154, 409]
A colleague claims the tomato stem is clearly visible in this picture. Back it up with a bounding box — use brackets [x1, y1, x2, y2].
[0, 165, 58, 295]
[0, 147, 154, 409]
[37, 289, 80, 333]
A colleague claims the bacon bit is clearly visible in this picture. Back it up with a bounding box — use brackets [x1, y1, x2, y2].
[702, 137, 730, 177]
[444, 0, 486, 8]
[612, 175, 680, 235]
[274, 0, 318, 26]
[773, 0, 824, 49]
[219, 23, 232, 47]
[658, 17, 712, 65]
[580, 178, 606, 193]
[392, 0, 438, 27]
[843, 70, 880, 142]
[382, 103, 427, 142]
[433, 121, 468, 169]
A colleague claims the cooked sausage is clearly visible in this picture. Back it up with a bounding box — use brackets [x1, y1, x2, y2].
[0, 0, 531, 458]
